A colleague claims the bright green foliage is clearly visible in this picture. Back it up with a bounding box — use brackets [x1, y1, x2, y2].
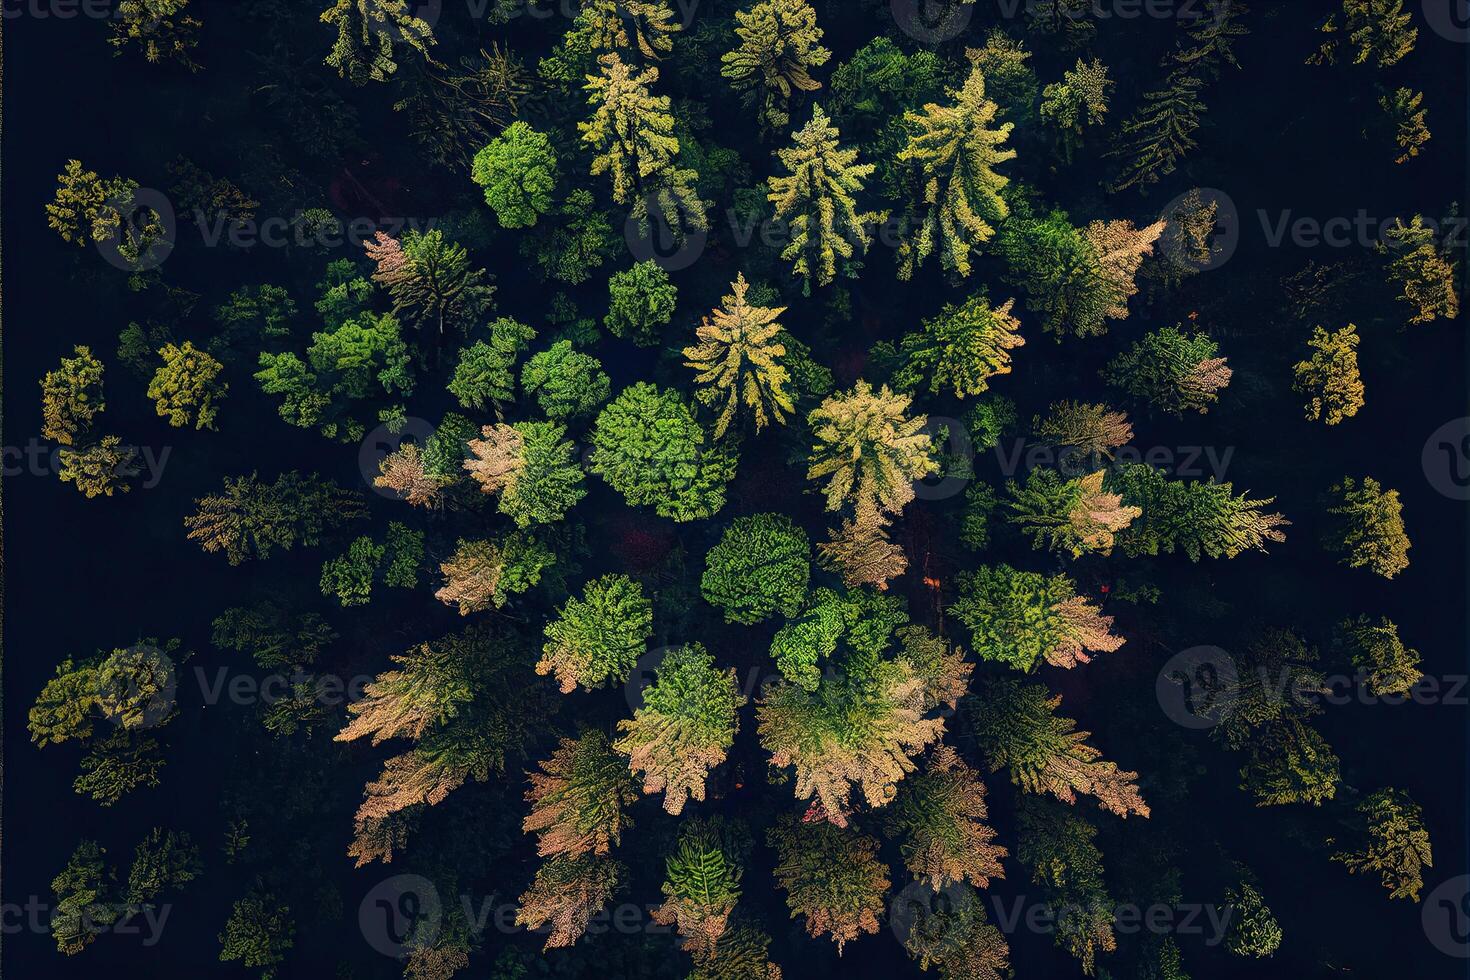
[721, 0, 830, 135]
[465, 421, 587, 527]
[605, 260, 677, 346]
[1040, 58, 1112, 161]
[1240, 717, 1340, 807]
[1223, 878, 1281, 957]
[1323, 476, 1411, 578]
[41, 345, 106, 445]
[521, 189, 617, 285]
[51, 840, 119, 956]
[767, 107, 881, 292]
[1380, 87, 1430, 163]
[1005, 469, 1140, 558]
[148, 341, 227, 430]
[435, 534, 559, 613]
[1309, 0, 1416, 68]
[951, 564, 1123, 671]
[1107, 463, 1288, 560]
[315, 259, 374, 328]
[1108, 69, 1204, 193]
[539, 574, 653, 693]
[185, 472, 366, 565]
[126, 828, 202, 905]
[1016, 797, 1117, 975]
[524, 730, 639, 858]
[218, 888, 295, 978]
[522, 341, 611, 421]
[1331, 787, 1432, 901]
[896, 62, 1015, 279]
[381, 522, 424, 588]
[448, 317, 538, 411]
[807, 380, 936, 517]
[1381, 214, 1460, 325]
[321, 0, 436, 84]
[653, 817, 746, 955]
[767, 816, 889, 953]
[423, 412, 479, 478]
[320, 535, 385, 607]
[1335, 615, 1422, 696]
[1293, 324, 1364, 425]
[212, 603, 336, 672]
[366, 230, 496, 337]
[471, 122, 559, 228]
[970, 29, 1040, 125]
[589, 383, 736, 521]
[770, 586, 851, 691]
[1103, 325, 1232, 415]
[892, 292, 1024, 398]
[967, 678, 1149, 817]
[702, 514, 811, 624]
[684, 274, 794, 438]
[615, 643, 745, 814]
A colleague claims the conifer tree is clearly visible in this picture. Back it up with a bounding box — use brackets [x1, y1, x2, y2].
[652, 818, 747, 955]
[321, 0, 437, 85]
[1239, 717, 1341, 807]
[892, 292, 1024, 398]
[1380, 87, 1430, 164]
[516, 854, 625, 950]
[524, 731, 639, 859]
[807, 381, 937, 517]
[464, 421, 586, 528]
[615, 644, 743, 814]
[147, 341, 227, 430]
[897, 63, 1016, 279]
[888, 745, 1006, 891]
[1334, 615, 1422, 696]
[1293, 324, 1364, 425]
[721, 0, 831, 135]
[1323, 476, 1411, 578]
[365, 230, 495, 338]
[683, 273, 795, 437]
[434, 534, 557, 613]
[1108, 463, 1288, 560]
[1033, 401, 1133, 459]
[1108, 69, 1204, 193]
[1380, 214, 1460, 325]
[50, 840, 118, 955]
[951, 564, 1124, 670]
[374, 442, 453, 509]
[1004, 469, 1141, 558]
[1103, 324, 1232, 415]
[41, 345, 106, 446]
[1040, 58, 1112, 161]
[767, 108, 882, 292]
[967, 679, 1149, 818]
[539, 574, 654, 694]
[1223, 872, 1281, 957]
[111, 0, 202, 70]
[817, 504, 909, 592]
[1331, 787, 1432, 901]
[184, 472, 366, 565]
[898, 884, 1010, 980]
[1016, 796, 1117, 974]
[767, 816, 889, 953]
[688, 924, 784, 980]
[585, 0, 683, 60]
[1308, 0, 1417, 68]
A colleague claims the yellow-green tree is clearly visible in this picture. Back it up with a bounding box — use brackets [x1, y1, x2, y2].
[683, 273, 794, 437]
[807, 381, 936, 517]
[148, 342, 227, 431]
[321, 0, 437, 85]
[721, 0, 830, 135]
[1293, 324, 1364, 425]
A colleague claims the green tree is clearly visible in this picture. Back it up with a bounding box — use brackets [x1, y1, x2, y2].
[447, 317, 538, 411]
[767, 106, 882, 292]
[1005, 469, 1140, 558]
[51, 840, 119, 956]
[1108, 69, 1204, 193]
[464, 421, 586, 527]
[1103, 324, 1231, 415]
[1331, 787, 1432, 901]
[126, 828, 202, 905]
[1032, 400, 1132, 458]
[721, 0, 830, 135]
[1380, 87, 1430, 164]
[1107, 463, 1289, 560]
[471, 122, 559, 228]
[321, 0, 436, 84]
[1381, 214, 1460, 325]
[148, 341, 227, 430]
[521, 189, 616, 285]
[1335, 615, 1422, 696]
[539, 574, 654, 692]
[1040, 58, 1112, 161]
[951, 564, 1124, 671]
[184, 471, 366, 565]
[522, 341, 611, 420]
[684, 273, 794, 437]
[701, 513, 811, 624]
[524, 731, 639, 859]
[651, 817, 745, 955]
[1308, 0, 1416, 68]
[435, 534, 558, 613]
[41, 345, 106, 445]
[767, 816, 888, 953]
[615, 643, 745, 814]
[888, 745, 1006, 891]
[366, 230, 496, 337]
[808, 381, 936, 517]
[590, 383, 737, 521]
[1239, 717, 1340, 807]
[219, 888, 295, 979]
[1016, 797, 1117, 974]
[1223, 877, 1281, 957]
[1323, 476, 1411, 578]
[896, 63, 1015, 279]
[892, 292, 1024, 398]
[1294, 324, 1364, 424]
[319, 535, 384, 607]
[605, 260, 678, 346]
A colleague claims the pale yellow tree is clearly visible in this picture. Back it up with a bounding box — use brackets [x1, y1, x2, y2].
[683, 274, 794, 438]
[807, 381, 937, 517]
